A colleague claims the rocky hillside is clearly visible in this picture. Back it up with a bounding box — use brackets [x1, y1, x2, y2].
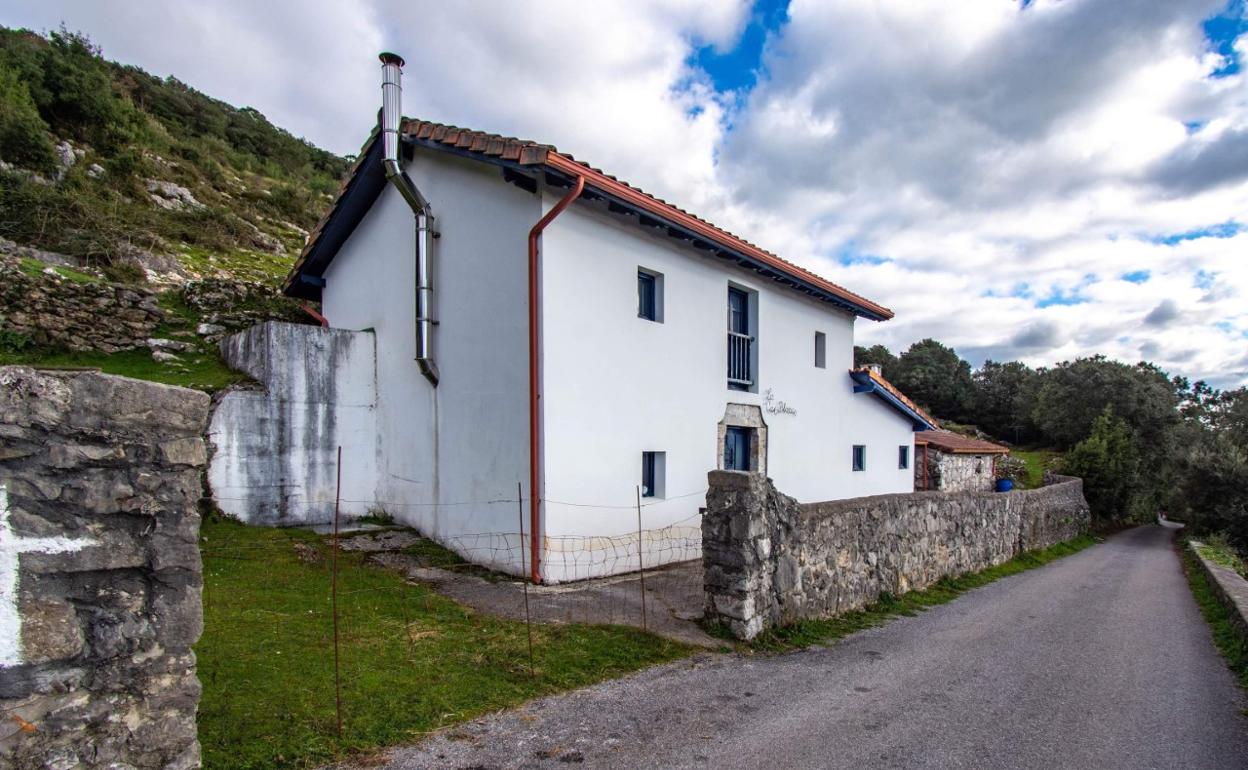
[0, 27, 347, 389]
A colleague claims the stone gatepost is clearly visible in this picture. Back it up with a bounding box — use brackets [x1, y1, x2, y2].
[0, 367, 209, 769]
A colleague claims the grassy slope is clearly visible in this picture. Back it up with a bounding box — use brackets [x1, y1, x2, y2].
[197, 518, 692, 770]
[1012, 448, 1061, 489]
[0, 28, 341, 391]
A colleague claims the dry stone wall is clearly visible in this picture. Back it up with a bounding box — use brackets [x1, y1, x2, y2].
[0, 256, 164, 353]
[703, 470, 1090, 639]
[0, 366, 209, 769]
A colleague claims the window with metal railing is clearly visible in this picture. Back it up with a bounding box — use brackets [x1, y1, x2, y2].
[727, 286, 754, 389]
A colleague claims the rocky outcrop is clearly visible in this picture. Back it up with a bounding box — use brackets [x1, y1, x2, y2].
[0, 256, 164, 353]
[703, 471, 1090, 640]
[0, 366, 210, 769]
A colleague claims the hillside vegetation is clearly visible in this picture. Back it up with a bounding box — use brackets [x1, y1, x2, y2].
[0, 27, 350, 388]
[0, 26, 346, 277]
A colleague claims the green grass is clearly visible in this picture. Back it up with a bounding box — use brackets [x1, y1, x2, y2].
[1012, 449, 1062, 489]
[1180, 544, 1248, 694]
[176, 244, 296, 285]
[734, 534, 1098, 652]
[0, 346, 244, 391]
[18, 257, 103, 284]
[1195, 535, 1248, 579]
[196, 518, 692, 769]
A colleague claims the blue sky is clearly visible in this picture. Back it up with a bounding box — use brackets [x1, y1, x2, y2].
[5, 0, 1248, 386]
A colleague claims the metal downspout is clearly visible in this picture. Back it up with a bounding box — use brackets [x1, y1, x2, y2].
[379, 52, 439, 386]
[527, 176, 586, 583]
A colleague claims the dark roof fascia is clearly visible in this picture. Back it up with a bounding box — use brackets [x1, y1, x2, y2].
[285, 136, 388, 300]
[850, 370, 938, 431]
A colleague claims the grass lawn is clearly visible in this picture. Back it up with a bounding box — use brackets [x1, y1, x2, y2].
[196, 518, 692, 770]
[734, 534, 1099, 652]
[0, 346, 245, 391]
[1011, 448, 1062, 489]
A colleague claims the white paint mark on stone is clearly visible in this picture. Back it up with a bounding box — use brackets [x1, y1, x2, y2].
[0, 484, 94, 667]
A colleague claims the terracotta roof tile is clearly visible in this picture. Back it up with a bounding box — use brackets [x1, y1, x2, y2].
[915, 430, 1009, 454]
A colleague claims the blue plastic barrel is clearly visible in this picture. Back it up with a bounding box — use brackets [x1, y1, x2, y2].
[995, 479, 1014, 492]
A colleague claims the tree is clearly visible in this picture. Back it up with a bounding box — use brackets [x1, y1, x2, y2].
[1031, 356, 1179, 450]
[890, 339, 975, 422]
[853, 344, 898, 377]
[972, 360, 1038, 443]
[1062, 407, 1142, 521]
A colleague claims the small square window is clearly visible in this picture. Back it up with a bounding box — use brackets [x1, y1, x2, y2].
[638, 269, 663, 322]
[814, 331, 826, 368]
[852, 445, 866, 472]
[642, 451, 666, 497]
[898, 445, 909, 470]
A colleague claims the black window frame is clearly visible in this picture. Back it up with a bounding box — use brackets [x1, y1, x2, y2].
[898, 445, 909, 470]
[642, 451, 658, 497]
[638, 270, 658, 321]
[852, 445, 866, 472]
[814, 331, 827, 368]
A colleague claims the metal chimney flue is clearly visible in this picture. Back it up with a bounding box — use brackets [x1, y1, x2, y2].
[378, 52, 439, 386]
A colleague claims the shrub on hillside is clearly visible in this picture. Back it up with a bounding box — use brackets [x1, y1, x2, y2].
[0, 62, 55, 171]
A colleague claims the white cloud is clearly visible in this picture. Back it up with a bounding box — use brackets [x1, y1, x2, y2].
[4, 0, 1246, 386]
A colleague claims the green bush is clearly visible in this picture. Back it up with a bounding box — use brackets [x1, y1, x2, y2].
[0, 62, 55, 171]
[1062, 406, 1142, 520]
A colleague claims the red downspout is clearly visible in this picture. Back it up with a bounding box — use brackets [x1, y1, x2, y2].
[527, 175, 585, 583]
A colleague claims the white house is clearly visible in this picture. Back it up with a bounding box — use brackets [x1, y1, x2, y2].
[252, 54, 937, 583]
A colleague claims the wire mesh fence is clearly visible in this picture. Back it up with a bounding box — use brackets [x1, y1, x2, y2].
[196, 454, 712, 769]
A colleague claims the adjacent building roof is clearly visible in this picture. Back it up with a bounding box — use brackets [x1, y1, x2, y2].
[283, 119, 894, 321]
[915, 430, 1009, 455]
[849, 367, 939, 431]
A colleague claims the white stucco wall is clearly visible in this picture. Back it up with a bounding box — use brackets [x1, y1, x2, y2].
[302, 149, 915, 582]
[208, 322, 378, 525]
[539, 196, 916, 581]
[320, 149, 538, 572]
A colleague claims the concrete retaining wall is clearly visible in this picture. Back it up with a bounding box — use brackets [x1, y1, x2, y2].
[207, 321, 378, 526]
[1189, 541, 1248, 642]
[703, 471, 1090, 639]
[0, 366, 209, 769]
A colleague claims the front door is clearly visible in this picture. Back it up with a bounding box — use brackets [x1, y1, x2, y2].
[724, 426, 752, 471]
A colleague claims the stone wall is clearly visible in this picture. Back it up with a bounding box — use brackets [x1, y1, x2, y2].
[0, 366, 209, 769]
[703, 471, 1090, 639]
[0, 256, 164, 353]
[924, 450, 998, 493]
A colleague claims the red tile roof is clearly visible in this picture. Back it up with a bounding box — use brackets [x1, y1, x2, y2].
[284, 118, 893, 320]
[915, 430, 1009, 455]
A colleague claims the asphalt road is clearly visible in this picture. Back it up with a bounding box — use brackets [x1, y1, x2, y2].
[363, 524, 1248, 770]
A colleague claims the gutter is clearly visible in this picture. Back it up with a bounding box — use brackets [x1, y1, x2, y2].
[526, 176, 586, 583]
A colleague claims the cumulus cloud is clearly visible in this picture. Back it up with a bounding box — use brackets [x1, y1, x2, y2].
[5, 0, 1247, 386]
